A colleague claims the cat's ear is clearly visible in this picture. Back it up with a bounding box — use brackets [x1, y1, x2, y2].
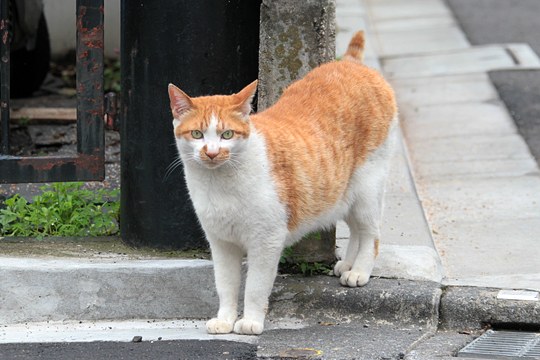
[234, 80, 258, 119]
[168, 83, 194, 119]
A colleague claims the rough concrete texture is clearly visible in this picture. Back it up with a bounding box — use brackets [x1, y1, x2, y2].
[439, 286, 540, 331]
[405, 330, 479, 360]
[0, 258, 217, 324]
[269, 277, 441, 329]
[0, 320, 255, 344]
[257, 0, 336, 110]
[0, 254, 443, 332]
[258, 323, 428, 360]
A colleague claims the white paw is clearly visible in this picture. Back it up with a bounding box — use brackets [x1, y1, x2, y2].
[233, 318, 264, 335]
[333, 260, 352, 277]
[340, 270, 371, 287]
[206, 318, 234, 334]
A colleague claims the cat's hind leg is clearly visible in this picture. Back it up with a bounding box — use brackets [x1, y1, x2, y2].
[337, 167, 387, 287]
[337, 123, 395, 287]
[339, 208, 381, 287]
[333, 229, 358, 277]
[206, 239, 244, 334]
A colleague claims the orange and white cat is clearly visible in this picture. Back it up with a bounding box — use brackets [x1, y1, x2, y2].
[168, 32, 397, 335]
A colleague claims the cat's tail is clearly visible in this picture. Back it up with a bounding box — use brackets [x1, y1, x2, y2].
[343, 31, 365, 63]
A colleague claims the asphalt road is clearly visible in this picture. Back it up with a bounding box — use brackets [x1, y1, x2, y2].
[0, 340, 257, 360]
[446, 0, 540, 165]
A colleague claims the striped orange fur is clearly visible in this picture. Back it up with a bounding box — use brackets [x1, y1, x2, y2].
[253, 54, 396, 230]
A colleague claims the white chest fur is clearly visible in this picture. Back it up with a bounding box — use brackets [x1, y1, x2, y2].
[181, 129, 287, 247]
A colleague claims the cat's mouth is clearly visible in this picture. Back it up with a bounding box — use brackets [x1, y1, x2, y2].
[201, 158, 226, 169]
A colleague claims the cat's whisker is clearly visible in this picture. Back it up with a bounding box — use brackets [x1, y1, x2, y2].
[165, 156, 182, 170]
[226, 155, 241, 170]
[164, 157, 184, 181]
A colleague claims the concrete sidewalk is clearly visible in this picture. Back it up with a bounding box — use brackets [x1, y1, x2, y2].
[1, 0, 539, 358]
[358, 0, 540, 292]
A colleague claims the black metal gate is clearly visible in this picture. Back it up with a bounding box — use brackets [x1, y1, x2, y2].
[0, 0, 105, 184]
[120, 0, 261, 249]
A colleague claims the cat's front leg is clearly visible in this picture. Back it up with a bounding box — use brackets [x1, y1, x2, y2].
[233, 242, 283, 335]
[206, 239, 244, 334]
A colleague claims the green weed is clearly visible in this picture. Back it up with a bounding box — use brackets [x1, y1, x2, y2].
[104, 57, 121, 93]
[279, 246, 333, 277]
[0, 183, 119, 239]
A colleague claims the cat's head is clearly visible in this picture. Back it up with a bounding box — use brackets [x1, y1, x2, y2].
[168, 81, 258, 170]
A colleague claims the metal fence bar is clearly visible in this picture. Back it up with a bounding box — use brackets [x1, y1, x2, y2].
[0, 0, 10, 155]
[76, 0, 104, 156]
[0, 0, 105, 184]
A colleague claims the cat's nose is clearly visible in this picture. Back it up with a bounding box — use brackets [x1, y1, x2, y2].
[206, 151, 219, 160]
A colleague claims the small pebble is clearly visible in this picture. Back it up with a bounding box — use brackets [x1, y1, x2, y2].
[132, 336, 143, 343]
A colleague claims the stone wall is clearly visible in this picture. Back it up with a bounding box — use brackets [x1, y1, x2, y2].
[257, 0, 336, 110]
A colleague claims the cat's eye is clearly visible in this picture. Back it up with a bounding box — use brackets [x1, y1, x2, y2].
[221, 130, 234, 140]
[191, 130, 204, 139]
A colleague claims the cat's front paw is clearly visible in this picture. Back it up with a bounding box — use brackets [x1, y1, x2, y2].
[206, 318, 234, 334]
[333, 260, 352, 277]
[233, 318, 264, 335]
[340, 270, 370, 287]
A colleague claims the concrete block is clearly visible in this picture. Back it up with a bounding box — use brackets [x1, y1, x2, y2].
[382, 194, 435, 248]
[443, 274, 540, 293]
[373, 16, 457, 33]
[432, 218, 540, 284]
[413, 158, 540, 181]
[400, 102, 518, 141]
[0, 319, 252, 344]
[385, 139, 417, 195]
[506, 43, 540, 67]
[269, 276, 441, 328]
[365, 0, 451, 21]
[420, 175, 540, 223]
[258, 0, 336, 110]
[382, 44, 540, 79]
[336, 6, 365, 17]
[335, 13, 367, 33]
[375, 28, 468, 57]
[0, 258, 217, 324]
[380, 135, 432, 249]
[372, 245, 443, 283]
[390, 74, 498, 106]
[440, 286, 540, 330]
[409, 134, 533, 163]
